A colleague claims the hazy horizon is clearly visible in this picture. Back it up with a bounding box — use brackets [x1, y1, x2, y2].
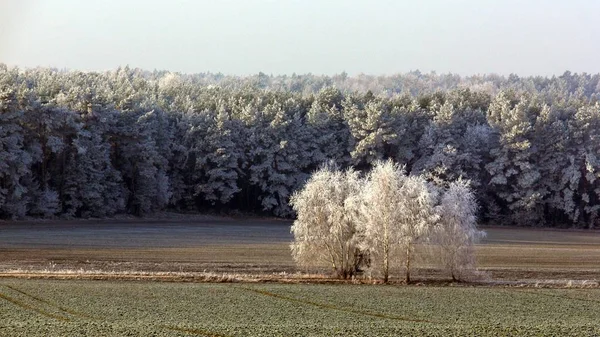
[2, 0, 599, 77]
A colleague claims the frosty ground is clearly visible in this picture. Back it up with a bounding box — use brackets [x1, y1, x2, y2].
[1, 279, 600, 337]
[1, 217, 600, 335]
[1, 216, 599, 283]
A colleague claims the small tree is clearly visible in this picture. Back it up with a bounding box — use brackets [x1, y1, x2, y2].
[289, 164, 363, 279]
[395, 175, 438, 283]
[359, 160, 437, 283]
[435, 179, 486, 281]
[358, 160, 404, 282]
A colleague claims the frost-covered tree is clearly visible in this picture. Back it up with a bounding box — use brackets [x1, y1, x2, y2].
[485, 92, 542, 225]
[62, 128, 126, 217]
[1, 64, 600, 224]
[244, 98, 315, 216]
[359, 160, 437, 283]
[289, 164, 363, 279]
[531, 104, 573, 225]
[558, 103, 600, 227]
[0, 89, 32, 217]
[21, 100, 78, 217]
[413, 100, 489, 186]
[357, 160, 404, 282]
[54, 91, 127, 217]
[344, 97, 405, 168]
[182, 102, 243, 208]
[199, 104, 242, 204]
[435, 179, 485, 281]
[306, 87, 352, 166]
[112, 109, 172, 215]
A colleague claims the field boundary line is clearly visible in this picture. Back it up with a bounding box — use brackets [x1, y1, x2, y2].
[511, 288, 600, 304]
[161, 325, 232, 337]
[0, 291, 70, 322]
[237, 286, 439, 324]
[3, 285, 99, 320]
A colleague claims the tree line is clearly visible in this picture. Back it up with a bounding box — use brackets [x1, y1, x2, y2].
[0, 65, 599, 227]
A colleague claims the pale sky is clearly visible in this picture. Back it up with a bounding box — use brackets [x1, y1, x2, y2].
[1, 0, 599, 76]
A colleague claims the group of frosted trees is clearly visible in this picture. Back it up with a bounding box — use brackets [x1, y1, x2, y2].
[290, 161, 484, 282]
[1, 64, 600, 228]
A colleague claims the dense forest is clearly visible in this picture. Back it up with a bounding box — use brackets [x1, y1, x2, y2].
[0, 64, 599, 227]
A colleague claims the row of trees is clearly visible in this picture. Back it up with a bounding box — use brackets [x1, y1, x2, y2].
[1, 65, 599, 227]
[290, 161, 484, 282]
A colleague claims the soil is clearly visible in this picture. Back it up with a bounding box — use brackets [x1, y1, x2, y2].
[1, 217, 600, 284]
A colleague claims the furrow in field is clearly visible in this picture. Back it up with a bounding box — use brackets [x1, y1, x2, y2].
[237, 286, 438, 324]
[3, 284, 99, 320]
[161, 325, 232, 337]
[0, 291, 70, 322]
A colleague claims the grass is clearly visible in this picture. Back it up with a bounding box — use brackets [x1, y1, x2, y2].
[1, 279, 600, 336]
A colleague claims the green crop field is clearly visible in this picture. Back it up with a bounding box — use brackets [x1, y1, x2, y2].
[1, 279, 599, 336]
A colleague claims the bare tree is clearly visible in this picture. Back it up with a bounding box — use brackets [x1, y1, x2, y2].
[359, 160, 438, 283]
[289, 164, 363, 279]
[358, 160, 403, 282]
[435, 179, 486, 281]
[395, 175, 438, 283]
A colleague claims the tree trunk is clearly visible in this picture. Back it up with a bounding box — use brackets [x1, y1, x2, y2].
[383, 226, 389, 283]
[383, 245, 389, 283]
[405, 243, 411, 284]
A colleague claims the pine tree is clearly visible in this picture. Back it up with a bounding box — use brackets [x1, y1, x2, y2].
[113, 109, 171, 215]
[0, 89, 32, 217]
[485, 92, 543, 225]
[562, 103, 600, 227]
[344, 96, 404, 168]
[187, 103, 242, 206]
[306, 87, 352, 166]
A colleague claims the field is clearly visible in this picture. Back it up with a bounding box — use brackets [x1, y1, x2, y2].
[1, 279, 600, 336]
[1, 218, 600, 282]
[1, 218, 600, 335]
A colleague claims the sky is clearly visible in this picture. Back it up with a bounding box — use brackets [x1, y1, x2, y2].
[1, 0, 599, 76]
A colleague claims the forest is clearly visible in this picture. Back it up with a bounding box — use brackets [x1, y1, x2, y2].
[0, 64, 599, 227]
